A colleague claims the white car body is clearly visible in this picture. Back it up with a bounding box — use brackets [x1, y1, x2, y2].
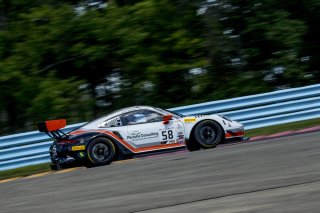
[43, 105, 245, 169]
[76, 106, 244, 151]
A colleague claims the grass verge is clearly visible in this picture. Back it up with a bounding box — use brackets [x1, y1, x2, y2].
[1, 118, 320, 181]
[0, 163, 50, 181]
[245, 118, 320, 138]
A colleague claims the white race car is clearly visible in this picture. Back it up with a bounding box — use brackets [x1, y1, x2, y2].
[37, 106, 244, 169]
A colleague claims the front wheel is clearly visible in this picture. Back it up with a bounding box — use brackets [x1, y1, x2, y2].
[192, 120, 224, 149]
[87, 138, 116, 166]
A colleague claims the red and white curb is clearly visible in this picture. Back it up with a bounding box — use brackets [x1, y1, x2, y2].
[249, 125, 320, 142]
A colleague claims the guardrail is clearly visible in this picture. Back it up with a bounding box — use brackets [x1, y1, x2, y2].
[1, 84, 320, 171]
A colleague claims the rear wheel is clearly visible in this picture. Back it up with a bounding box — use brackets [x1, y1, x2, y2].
[192, 120, 224, 149]
[87, 138, 116, 166]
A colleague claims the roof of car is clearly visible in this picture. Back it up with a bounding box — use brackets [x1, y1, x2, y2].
[78, 106, 161, 130]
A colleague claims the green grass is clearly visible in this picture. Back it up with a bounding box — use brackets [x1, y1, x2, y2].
[0, 163, 51, 181]
[1, 118, 320, 181]
[245, 118, 320, 138]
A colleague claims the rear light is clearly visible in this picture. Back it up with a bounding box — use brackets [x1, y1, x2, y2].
[57, 140, 76, 144]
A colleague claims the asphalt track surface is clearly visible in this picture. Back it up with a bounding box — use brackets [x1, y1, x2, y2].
[1, 132, 320, 213]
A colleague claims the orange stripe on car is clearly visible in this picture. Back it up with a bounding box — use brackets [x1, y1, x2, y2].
[70, 129, 185, 153]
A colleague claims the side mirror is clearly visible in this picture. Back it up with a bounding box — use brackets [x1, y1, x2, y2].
[163, 114, 173, 124]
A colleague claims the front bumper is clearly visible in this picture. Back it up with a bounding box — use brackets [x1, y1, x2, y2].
[224, 122, 246, 143]
[225, 127, 244, 139]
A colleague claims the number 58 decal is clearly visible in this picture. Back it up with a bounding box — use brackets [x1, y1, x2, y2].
[162, 130, 174, 140]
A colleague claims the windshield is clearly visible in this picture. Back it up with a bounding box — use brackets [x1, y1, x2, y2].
[156, 108, 185, 118]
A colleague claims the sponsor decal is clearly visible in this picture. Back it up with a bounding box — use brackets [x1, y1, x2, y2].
[195, 115, 207, 118]
[141, 132, 159, 137]
[71, 145, 85, 151]
[168, 140, 176, 144]
[77, 152, 86, 158]
[178, 135, 184, 139]
[159, 126, 174, 131]
[184, 117, 196, 122]
[127, 131, 159, 141]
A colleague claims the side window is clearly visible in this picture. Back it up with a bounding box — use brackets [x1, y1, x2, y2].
[144, 110, 163, 123]
[122, 109, 163, 125]
[98, 116, 122, 128]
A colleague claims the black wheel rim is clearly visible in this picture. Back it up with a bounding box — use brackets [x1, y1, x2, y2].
[91, 143, 109, 162]
[199, 125, 217, 145]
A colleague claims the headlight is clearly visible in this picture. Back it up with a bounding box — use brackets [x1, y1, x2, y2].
[58, 138, 85, 144]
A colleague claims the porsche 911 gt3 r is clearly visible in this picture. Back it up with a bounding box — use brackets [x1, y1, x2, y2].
[37, 106, 244, 170]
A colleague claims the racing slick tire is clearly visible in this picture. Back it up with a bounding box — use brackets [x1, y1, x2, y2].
[192, 120, 224, 149]
[87, 137, 116, 166]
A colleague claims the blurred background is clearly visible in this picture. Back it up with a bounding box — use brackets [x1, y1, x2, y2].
[0, 0, 319, 135]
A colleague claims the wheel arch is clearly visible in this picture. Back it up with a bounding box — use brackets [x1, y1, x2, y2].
[191, 119, 225, 136]
[188, 119, 225, 148]
[88, 133, 122, 159]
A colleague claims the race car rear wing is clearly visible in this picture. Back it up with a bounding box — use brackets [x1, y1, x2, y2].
[37, 119, 67, 139]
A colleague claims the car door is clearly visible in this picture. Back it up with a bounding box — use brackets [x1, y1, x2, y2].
[122, 109, 184, 148]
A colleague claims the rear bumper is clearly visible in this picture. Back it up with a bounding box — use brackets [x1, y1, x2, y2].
[50, 143, 88, 166]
